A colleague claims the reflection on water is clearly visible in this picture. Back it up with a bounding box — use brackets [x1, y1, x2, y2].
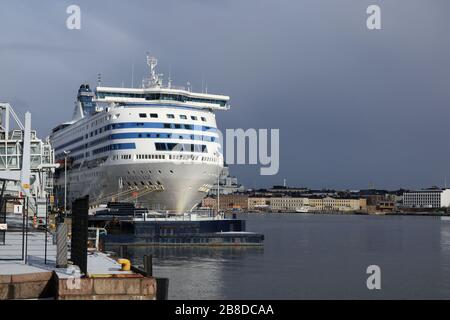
[108, 214, 450, 299]
[105, 245, 264, 300]
[108, 245, 263, 266]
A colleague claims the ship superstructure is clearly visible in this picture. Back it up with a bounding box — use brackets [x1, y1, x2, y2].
[50, 55, 229, 213]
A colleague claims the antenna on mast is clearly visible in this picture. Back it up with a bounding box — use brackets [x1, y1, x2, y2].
[131, 62, 134, 88]
[202, 73, 208, 93]
[97, 73, 102, 86]
[168, 64, 172, 89]
[145, 53, 163, 88]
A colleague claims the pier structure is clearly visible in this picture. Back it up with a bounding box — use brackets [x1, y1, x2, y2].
[0, 103, 57, 216]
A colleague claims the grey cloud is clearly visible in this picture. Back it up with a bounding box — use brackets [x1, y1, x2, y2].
[0, 0, 449, 190]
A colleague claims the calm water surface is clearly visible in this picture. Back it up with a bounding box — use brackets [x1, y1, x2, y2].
[114, 214, 450, 299]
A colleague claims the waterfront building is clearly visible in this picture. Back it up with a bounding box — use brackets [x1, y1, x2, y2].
[202, 194, 249, 211]
[269, 197, 308, 212]
[269, 196, 367, 213]
[248, 197, 271, 210]
[403, 189, 450, 208]
[319, 197, 366, 212]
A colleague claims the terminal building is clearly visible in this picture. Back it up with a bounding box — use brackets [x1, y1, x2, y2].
[403, 189, 450, 208]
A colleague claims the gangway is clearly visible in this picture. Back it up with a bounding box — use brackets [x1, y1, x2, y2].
[0, 103, 58, 218]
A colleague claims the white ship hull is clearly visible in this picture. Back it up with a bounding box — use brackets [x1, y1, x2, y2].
[59, 161, 221, 213]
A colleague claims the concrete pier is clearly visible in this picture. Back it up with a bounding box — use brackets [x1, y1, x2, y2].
[0, 230, 157, 300]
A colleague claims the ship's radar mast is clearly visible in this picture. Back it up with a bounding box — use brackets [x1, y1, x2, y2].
[144, 54, 163, 88]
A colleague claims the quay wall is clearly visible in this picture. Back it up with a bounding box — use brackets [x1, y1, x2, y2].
[0, 270, 157, 300]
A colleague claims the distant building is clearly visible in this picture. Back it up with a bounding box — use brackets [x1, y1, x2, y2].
[269, 196, 367, 213]
[403, 189, 450, 208]
[248, 197, 271, 210]
[269, 197, 307, 212]
[269, 186, 308, 194]
[208, 165, 245, 196]
[308, 197, 366, 213]
[202, 194, 249, 211]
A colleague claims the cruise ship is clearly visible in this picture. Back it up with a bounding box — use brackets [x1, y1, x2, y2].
[50, 55, 229, 213]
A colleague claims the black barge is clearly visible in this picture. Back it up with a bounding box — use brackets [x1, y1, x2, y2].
[89, 203, 264, 247]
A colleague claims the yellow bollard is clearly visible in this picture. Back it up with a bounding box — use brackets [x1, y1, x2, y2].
[117, 259, 131, 271]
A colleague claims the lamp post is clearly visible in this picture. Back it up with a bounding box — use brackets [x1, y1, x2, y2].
[63, 150, 71, 220]
[217, 168, 220, 215]
[215, 151, 222, 217]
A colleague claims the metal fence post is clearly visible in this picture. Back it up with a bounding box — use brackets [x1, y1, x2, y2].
[44, 195, 49, 264]
[24, 197, 29, 264]
[143, 255, 153, 277]
[156, 278, 169, 300]
[120, 245, 128, 259]
[56, 223, 68, 268]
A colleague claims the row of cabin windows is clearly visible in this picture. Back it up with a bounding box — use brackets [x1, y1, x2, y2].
[139, 113, 158, 118]
[111, 154, 133, 160]
[136, 154, 165, 160]
[122, 153, 218, 163]
[155, 143, 208, 153]
[85, 121, 214, 140]
[139, 113, 207, 122]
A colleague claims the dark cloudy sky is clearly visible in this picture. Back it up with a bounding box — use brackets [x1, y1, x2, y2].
[1, 0, 450, 190]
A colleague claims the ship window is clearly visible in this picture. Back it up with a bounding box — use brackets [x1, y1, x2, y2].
[139, 113, 147, 118]
[164, 123, 171, 129]
[150, 113, 158, 118]
[174, 124, 181, 129]
[201, 117, 207, 122]
[180, 115, 187, 120]
[167, 114, 175, 119]
[191, 116, 198, 121]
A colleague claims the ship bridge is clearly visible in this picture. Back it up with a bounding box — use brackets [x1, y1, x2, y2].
[93, 55, 230, 112]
